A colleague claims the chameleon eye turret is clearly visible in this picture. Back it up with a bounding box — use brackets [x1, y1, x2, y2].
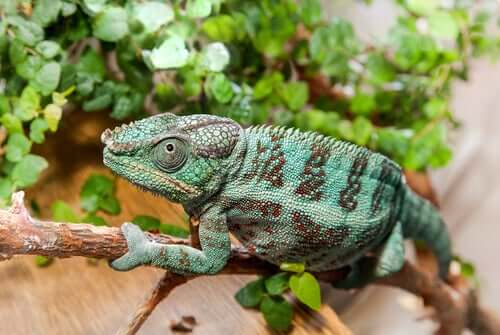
[103, 113, 451, 287]
[153, 138, 188, 173]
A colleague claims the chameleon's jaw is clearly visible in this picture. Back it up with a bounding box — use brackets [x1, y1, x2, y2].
[103, 148, 201, 200]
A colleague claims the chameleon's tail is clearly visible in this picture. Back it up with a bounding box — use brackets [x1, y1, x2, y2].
[398, 184, 452, 279]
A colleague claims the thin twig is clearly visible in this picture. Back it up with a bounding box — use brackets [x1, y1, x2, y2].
[116, 272, 190, 335]
[119, 218, 203, 335]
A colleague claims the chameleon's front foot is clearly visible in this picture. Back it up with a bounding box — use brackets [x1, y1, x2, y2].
[110, 223, 151, 271]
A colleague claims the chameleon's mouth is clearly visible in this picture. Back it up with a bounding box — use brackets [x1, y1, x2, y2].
[103, 149, 200, 196]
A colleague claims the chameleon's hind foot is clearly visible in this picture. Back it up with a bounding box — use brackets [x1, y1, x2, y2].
[332, 258, 376, 289]
[110, 223, 151, 271]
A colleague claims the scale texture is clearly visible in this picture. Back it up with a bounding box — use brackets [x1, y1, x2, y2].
[101, 113, 451, 287]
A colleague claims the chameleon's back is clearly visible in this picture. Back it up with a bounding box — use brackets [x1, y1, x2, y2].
[221, 125, 405, 271]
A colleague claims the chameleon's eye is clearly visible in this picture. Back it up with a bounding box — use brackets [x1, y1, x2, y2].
[153, 138, 188, 172]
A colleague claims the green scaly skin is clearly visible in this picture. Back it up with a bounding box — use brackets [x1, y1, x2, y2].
[102, 113, 451, 287]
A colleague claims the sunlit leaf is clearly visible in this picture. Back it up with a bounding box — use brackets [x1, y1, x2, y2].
[289, 272, 321, 311]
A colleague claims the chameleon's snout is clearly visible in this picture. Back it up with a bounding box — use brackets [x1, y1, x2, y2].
[100, 123, 139, 154]
[101, 128, 112, 146]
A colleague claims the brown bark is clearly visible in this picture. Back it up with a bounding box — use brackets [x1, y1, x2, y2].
[1, 191, 499, 335]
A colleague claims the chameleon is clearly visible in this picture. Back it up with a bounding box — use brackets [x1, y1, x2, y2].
[101, 113, 451, 287]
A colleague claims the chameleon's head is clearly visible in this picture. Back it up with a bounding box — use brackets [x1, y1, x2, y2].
[101, 113, 241, 205]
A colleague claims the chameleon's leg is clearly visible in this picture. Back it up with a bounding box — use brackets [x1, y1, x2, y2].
[110, 207, 231, 275]
[333, 221, 405, 289]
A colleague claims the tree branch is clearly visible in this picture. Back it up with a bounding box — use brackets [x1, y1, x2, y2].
[1, 192, 499, 335]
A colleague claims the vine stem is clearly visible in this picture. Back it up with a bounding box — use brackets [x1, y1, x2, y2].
[0, 191, 499, 335]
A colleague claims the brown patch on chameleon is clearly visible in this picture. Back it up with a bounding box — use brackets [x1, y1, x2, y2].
[295, 143, 331, 201]
[338, 155, 369, 211]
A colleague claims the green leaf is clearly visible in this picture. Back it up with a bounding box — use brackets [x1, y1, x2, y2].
[461, 261, 476, 278]
[9, 39, 27, 65]
[1, 114, 23, 133]
[78, 49, 106, 81]
[159, 224, 190, 238]
[0, 95, 11, 115]
[32, 0, 62, 28]
[279, 81, 309, 111]
[259, 296, 293, 331]
[280, 262, 305, 273]
[428, 11, 459, 39]
[424, 98, 446, 118]
[12, 154, 49, 188]
[82, 0, 107, 16]
[294, 109, 340, 135]
[30, 117, 48, 144]
[80, 174, 114, 213]
[365, 53, 396, 85]
[309, 18, 360, 79]
[98, 195, 121, 215]
[132, 2, 173, 33]
[84, 175, 115, 197]
[253, 72, 283, 100]
[181, 71, 202, 97]
[51, 200, 80, 222]
[15, 55, 43, 81]
[31, 62, 61, 96]
[351, 93, 375, 116]
[110, 95, 133, 119]
[0, 178, 13, 199]
[7, 16, 44, 46]
[61, 2, 77, 17]
[403, 123, 451, 170]
[206, 73, 233, 103]
[82, 94, 112, 112]
[52, 91, 69, 107]
[43, 103, 63, 132]
[202, 15, 239, 43]
[18, 86, 41, 120]
[82, 213, 108, 226]
[35, 256, 54, 267]
[235, 278, 265, 308]
[264, 273, 290, 295]
[132, 215, 161, 231]
[81, 194, 99, 213]
[186, 0, 211, 18]
[35, 41, 61, 59]
[143, 36, 190, 70]
[289, 272, 321, 311]
[405, 0, 438, 15]
[352, 116, 373, 146]
[300, 0, 322, 27]
[377, 128, 411, 160]
[92, 6, 129, 42]
[201, 42, 230, 72]
[5, 133, 32, 162]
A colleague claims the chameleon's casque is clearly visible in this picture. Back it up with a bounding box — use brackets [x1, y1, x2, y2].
[102, 113, 451, 287]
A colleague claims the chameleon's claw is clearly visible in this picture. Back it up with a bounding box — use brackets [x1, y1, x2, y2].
[110, 223, 150, 271]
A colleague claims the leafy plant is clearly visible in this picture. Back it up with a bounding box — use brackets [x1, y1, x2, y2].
[0, 0, 499, 207]
[235, 262, 321, 330]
